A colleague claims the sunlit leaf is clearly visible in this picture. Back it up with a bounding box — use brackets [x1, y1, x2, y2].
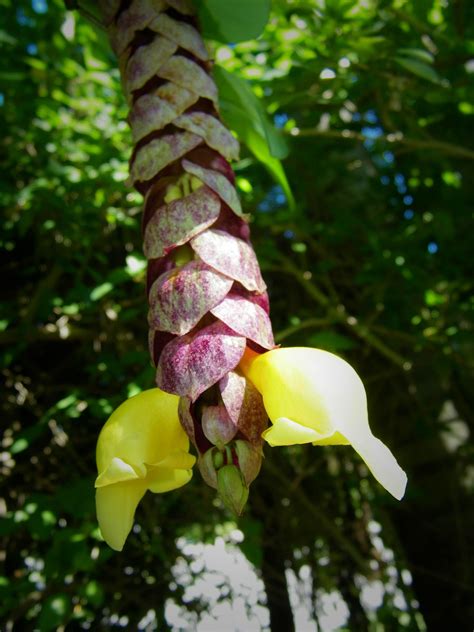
[213, 65, 294, 209]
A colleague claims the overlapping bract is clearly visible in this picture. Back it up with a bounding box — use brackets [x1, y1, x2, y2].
[102, 0, 274, 405]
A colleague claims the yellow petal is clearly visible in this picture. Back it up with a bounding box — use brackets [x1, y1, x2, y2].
[242, 347, 362, 437]
[149, 449, 196, 471]
[96, 480, 147, 551]
[95, 457, 145, 488]
[263, 417, 322, 445]
[263, 417, 351, 446]
[241, 347, 407, 499]
[96, 388, 188, 474]
[147, 467, 193, 493]
[344, 433, 407, 500]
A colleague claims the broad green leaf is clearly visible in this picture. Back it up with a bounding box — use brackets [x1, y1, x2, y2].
[197, 0, 271, 43]
[213, 65, 294, 209]
[213, 66, 289, 160]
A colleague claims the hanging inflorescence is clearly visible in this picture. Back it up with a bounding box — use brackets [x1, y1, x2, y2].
[94, 0, 407, 551]
[100, 0, 273, 505]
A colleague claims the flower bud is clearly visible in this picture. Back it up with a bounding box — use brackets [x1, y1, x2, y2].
[202, 404, 237, 448]
[234, 440, 262, 485]
[217, 464, 249, 516]
[197, 447, 219, 489]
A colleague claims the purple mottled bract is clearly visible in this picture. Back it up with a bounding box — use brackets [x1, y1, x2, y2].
[191, 229, 266, 293]
[219, 371, 268, 445]
[100, 0, 275, 495]
[202, 404, 238, 447]
[211, 294, 275, 350]
[156, 321, 246, 402]
[148, 260, 233, 335]
[143, 186, 221, 259]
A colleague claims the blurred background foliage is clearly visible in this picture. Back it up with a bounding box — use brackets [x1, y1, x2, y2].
[1, 0, 473, 630]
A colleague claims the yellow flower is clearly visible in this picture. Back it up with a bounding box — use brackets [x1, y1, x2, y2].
[95, 388, 195, 551]
[240, 348, 407, 500]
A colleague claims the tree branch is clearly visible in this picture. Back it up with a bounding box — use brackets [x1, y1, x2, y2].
[275, 318, 334, 343]
[264, 258, 410, 369]
[265, 459, 370, 574]
[290, 128, 474, 161]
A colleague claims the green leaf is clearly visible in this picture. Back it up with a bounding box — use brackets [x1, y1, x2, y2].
[84, 580, 105, 607]
[397, 48, 434, 64]
[89, 281, 113, 301]
[11, 425, 48, 455]
[0, 71, 26, 82]
[213, 65, 295, 209]
[0, 30, 17, 46]
[197, 0, 271, 43]
[395, 56, 443, 84]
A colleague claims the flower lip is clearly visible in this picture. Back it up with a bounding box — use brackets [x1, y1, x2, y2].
[95, 388, 196, 551]
[240, 346, 407, 500]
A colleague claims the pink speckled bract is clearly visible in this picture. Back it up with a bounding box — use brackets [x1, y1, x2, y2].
[219, 371, 268, 445]
[176, 115, 239, 162]
[211, 293, 275, 350]
[202, 404, 238, 446]
[130, 132, 202, 184]
[148, 260, 233, 335]
[130, 93, 183, 143]
[149, 14, 209, 61]
[143, 186, 221, 259]
[156, 321, 246, 401]
[109, 0, 166, 55]
[125, 37, 177, 95]
[159, 57, 219, 105]
[191, 229, 266, 293]
[182, 160, 244, 217]
[219, 371, 246, 425]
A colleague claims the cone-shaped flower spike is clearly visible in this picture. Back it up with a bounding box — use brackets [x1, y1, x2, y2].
[96, 0, 406, 519]
[98, 0, 274, 511]
[95, 389, 195, 551]
[240, 348, 407, 500]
